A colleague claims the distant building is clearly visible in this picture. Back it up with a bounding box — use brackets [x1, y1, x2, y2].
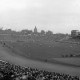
[71, 30, 80, 38]
[34, 26, 37, 34]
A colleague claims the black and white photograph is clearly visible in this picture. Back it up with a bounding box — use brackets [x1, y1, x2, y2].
[0, 0, 80, 80]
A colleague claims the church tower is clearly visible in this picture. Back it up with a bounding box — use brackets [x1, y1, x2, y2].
[34, 26, 37, 33]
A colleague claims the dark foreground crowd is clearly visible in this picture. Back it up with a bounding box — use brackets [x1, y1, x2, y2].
[0, 60, 79, 80]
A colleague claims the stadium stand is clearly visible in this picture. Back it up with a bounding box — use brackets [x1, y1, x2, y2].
[0, 59, 79, 80]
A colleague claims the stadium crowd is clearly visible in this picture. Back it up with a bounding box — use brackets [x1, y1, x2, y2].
[0, 60, 79, 80]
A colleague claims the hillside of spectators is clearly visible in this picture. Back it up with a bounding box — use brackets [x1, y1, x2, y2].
[0, 59, 79, 80]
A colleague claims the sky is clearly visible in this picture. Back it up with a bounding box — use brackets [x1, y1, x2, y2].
[0, 0, 80, 33]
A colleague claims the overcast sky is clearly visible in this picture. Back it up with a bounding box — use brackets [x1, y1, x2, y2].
[0, 0, 80, 33]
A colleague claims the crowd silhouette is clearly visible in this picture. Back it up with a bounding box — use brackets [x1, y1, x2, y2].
[0, 60, 79, 80]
